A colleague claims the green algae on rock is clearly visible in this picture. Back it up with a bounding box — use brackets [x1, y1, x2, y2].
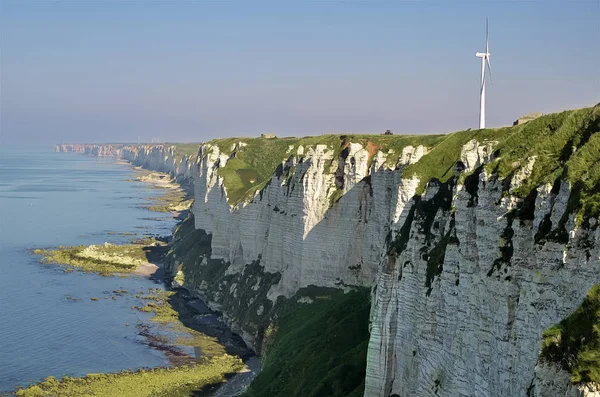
[14, 356, 245, 397]
[134, 290, 180, 323]
[32, 239, 166, 276]
[13, 265, 247, 397]
[133, 289, 233, 359]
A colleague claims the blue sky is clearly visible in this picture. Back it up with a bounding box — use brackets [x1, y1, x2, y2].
[1, 0, 599, 146]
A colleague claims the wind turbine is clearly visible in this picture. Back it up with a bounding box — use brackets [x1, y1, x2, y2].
[475, 18, 492, 129]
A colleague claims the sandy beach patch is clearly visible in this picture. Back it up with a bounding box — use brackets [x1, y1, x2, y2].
[134, 262, 159, 276]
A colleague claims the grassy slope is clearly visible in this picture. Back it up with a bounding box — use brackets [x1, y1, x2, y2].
[243, 289, 371, 397]
[402, 105, 600, 218]
[484, 105, 600, 221]
[211, 137, 299, 205]
[205, 105, 599, 212]
[541, 285, 600, 383]
[401, 126, 511, 194]
[207, 134, 445, 205]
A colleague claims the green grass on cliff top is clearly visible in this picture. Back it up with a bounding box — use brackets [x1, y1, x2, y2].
[212, 137, 299, 205]
[485, 106, 600, 209]
[204, 105, 599, 211]
[207, 134, 445, 205]
[402, 105, 600, 198]
[169, 105, 598, 217]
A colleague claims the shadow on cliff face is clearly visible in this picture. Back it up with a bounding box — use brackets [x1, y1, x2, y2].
[140, 238, 171, 266]
[162, 213, 373, 397]
[179, 111, 600, 396]
[173, 154, 441, 397]
[293, 135, 600, 396]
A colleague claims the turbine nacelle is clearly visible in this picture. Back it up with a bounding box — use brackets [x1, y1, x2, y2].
[475, 52, 490, 58]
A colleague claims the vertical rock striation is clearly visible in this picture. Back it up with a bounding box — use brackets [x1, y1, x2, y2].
[55, 105, 600, 397]
[119, 145, 196, 179]
[191, 142, 427, 297]
[364, 173, 600, 397]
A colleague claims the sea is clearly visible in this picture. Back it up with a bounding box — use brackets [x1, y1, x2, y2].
[0, 147, 180, 393]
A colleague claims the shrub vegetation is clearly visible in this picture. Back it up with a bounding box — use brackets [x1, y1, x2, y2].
[541, 284, 600, 384]
[243, 289, 371, 397]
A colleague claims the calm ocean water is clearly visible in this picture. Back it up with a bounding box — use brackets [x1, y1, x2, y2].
[0, 148, 178, 393]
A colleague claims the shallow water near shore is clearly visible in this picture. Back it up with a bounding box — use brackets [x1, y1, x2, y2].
[0, 148, 180, 393]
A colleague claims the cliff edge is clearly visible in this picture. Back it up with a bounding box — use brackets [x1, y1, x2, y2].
[57, 104, 600, 397]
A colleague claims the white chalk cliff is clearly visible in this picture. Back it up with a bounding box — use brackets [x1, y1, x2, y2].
[55, 107, 600, 397]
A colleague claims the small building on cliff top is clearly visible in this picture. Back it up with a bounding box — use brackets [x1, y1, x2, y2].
[513, 112, 543, 126]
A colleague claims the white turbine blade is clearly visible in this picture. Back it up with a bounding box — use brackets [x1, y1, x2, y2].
[485, 18, 491, 83]
[486, 17, 489, 54]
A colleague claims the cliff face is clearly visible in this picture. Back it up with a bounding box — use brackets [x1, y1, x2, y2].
[364, 171, 599, 397]
[54, 144, 121, 156]
[58, 105, 600, 397]
[55, 143, 196, 179]
[182, 141, 431, 349]
[119, 145, 195, 180]
[191, 142, 427, 300]
[186, 124, 599, 396]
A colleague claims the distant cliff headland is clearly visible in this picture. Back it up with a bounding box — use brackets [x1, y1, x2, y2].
[54, 104, 600, 397]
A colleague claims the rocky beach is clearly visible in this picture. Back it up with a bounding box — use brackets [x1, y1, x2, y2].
[4, 150, 257, 397]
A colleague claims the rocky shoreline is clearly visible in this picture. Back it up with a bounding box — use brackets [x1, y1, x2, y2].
[17, 161, 257, 397]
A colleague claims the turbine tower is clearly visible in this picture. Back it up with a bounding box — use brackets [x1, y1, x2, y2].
[475, 18, 492, 129]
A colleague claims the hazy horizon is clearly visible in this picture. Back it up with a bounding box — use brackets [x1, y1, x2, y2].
[1, 0, 599, 147]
